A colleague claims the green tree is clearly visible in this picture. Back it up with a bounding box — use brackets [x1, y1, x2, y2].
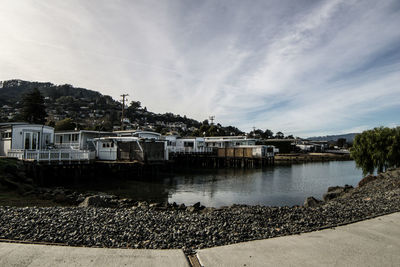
[351, 127, 400, 174]
[275, 131, 284, 139]
[21, 88, 47, 124]
[388, 127, 400, 168]
[337, 138, 346, 148]
[264, 129, 274, 139]
[55, 118, 76, 131]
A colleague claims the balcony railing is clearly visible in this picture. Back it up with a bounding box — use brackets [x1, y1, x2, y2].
[7, 149, 93, 162]
[54, 142, 80, 149]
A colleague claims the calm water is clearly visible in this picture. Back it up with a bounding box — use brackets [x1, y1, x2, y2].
[81, 161, 364, 207]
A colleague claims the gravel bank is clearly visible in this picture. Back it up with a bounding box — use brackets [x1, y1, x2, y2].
[1, 168, 400, 255]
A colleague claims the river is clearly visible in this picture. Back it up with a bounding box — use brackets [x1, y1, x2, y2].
[81, 160, 364, 207]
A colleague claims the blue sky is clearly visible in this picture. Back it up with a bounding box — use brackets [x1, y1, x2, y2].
[0, 0, 399, 137]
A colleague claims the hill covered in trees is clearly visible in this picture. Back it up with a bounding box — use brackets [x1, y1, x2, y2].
[0, 79, 243, 136]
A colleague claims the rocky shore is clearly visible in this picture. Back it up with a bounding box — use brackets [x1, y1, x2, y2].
[1, 168, 400, 255]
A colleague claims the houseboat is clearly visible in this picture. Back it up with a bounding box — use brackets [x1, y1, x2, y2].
[0, 123, 90, 162]
[94, 136, 168, 162]
[165, 135, 212, 153]
[204, 136, 257, 148]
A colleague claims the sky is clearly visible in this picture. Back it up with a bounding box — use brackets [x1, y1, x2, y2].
[0, 0, 399, 137]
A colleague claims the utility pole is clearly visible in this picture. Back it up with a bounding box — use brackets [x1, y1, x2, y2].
[120, 94, 129, 130]
[209, 115, 215, 125]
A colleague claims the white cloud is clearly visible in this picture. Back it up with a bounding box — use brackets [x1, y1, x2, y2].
[0, 0, 399, 136]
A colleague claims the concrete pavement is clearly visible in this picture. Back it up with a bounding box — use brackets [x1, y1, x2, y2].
[0, 242, 189, 267]
[197, 212, 400, 267]
[1, 212, 399, 266]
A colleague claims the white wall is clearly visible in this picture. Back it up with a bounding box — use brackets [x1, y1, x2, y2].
[0, 139, 11, 156]
[136, 132, 161, 140]
[12, 125, 54, 150]
[96, 140, 117, 160]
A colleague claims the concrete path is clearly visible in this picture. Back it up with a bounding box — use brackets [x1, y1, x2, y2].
[0, 242, 189, 267]
[197, 212, 400, 267]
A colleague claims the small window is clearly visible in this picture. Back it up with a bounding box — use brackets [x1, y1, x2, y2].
[111, 143, 114, 147]
[102, 143, 106, 148]
[71, 134, 78, 142]
[106, 143, 110, 147]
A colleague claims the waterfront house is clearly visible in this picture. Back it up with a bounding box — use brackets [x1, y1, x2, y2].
[114, 130, 161, 140]
[94, 136, 168, 161]
[0, 122, 91, 162]
[217, 145, 275, 158]
[54, 130, 115, 150]
[204, 136, 257, 148]
[165, 136, 211, 153]
[0, 122, 54, 156]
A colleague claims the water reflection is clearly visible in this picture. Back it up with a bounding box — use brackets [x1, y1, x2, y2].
[77, 161, 363, 207]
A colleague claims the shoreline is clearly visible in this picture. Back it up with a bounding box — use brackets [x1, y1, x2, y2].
[1, 168, 399, 255]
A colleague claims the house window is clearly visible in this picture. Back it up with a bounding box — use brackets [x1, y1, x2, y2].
[71, 134, 78, 142]
[184, 142, 194, 147]
[102, 143, 106, 148]
[1, 132, 11, 139]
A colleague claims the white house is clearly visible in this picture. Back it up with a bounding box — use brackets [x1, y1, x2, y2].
[1, 123, 91, 162]
[94, 136, 168, 161]
[114, 130, 161, 140]
[204, 136, 257, 148]
[0, 122, 54, 156]
[165, 135, 211, 153]
[54, 130, 114, 150]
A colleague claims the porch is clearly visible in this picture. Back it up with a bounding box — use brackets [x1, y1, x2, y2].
[7, 149, 94, 163]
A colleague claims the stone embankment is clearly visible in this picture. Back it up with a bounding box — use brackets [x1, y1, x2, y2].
[275, 153, 351, 163]
[1, 168, 400, 255]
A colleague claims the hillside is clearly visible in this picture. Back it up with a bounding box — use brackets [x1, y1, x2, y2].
[0, 80, 102, 104]
[307, 133, 358, 142]
[0, 79, 243, 136]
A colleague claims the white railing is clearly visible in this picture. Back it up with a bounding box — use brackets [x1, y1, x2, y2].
[54, 142, 80, 149]
[168, 146, 213, 154]
[7, 149, 91, 162]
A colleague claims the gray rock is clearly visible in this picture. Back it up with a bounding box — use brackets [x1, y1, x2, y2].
[323, 185, 354, 201]
[78, 195, 115, 208]
[304, 197, 322, 208]
[186, 206, 196, 213]
[193, 202, 201, 209]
